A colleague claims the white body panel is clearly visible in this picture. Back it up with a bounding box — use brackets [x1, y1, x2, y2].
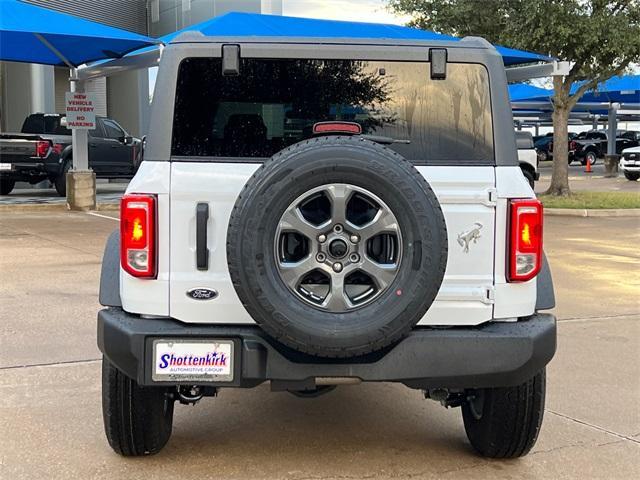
[119, 163, 537, 326]
[120, 161, 171, 316]
[517, 148, 538, 172]
[167, 164, 498, 326]
[493, 167, 537, 319]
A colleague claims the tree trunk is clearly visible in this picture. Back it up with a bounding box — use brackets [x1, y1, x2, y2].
[546, 79, 571, 196]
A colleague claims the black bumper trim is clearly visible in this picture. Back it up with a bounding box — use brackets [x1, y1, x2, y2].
[97, 308, 556, 389]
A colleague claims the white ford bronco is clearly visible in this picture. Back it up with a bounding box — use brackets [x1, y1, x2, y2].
[98, 32, 556, 458]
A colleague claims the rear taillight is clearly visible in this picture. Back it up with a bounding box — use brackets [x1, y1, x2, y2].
[35, 140, 50, 157]
[569, 140, 576, 151]
[120, 194, 156, 278]
[508, 199, 543, 282]
[52, 143, 63, 155]
[312, 121, 362, 135]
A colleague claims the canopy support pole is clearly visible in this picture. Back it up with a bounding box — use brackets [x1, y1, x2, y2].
[66, 68, 95, 210]
[34, 33, 75, 69]
[606, 104, 618, 156]
[604, 103, 620, 178]
[69, 69, 89, 171]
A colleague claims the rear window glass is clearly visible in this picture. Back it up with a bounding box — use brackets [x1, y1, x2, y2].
[172, 58, 494, 164]
[21, 115, 71, 135]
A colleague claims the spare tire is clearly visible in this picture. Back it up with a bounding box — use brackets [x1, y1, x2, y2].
[227, 136, 447, 357]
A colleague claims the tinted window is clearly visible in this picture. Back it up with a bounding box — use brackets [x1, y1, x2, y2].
[515, 131, 534, 149]
[21, 114, 71, 135]
[172, 58, 494, 164]
[102, 119, 123, 139]
[586, 132, 606, 140]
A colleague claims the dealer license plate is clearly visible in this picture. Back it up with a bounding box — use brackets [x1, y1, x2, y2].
[0, 163, 12, 171]
[152, 339, 234, 382]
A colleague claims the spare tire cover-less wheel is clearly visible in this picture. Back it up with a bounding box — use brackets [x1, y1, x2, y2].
[227, 136, 448, 358]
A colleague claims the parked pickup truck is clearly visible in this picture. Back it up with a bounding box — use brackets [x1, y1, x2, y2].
[0, 113, 142, 196]
[98, 33, 556, 459]
[570, 130, 640, 165]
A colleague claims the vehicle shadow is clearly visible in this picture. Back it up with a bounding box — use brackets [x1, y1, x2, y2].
[127, 382, 487, 477]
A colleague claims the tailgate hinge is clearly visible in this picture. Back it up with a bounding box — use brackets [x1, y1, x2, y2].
[483, 286, 495, 304]
[486, 188, 498, 206]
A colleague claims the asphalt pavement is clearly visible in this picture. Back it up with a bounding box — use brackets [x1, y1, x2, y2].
[0, 211, 638, 479]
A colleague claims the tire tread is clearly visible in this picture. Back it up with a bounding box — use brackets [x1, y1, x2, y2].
[102, 357, 174, 456]
[462, 370, 545, 458]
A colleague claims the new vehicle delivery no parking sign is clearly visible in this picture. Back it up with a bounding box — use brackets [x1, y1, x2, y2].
[65, 92, 97, 129]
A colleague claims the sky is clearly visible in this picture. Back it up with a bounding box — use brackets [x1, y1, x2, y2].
[282, 0, 410, 25]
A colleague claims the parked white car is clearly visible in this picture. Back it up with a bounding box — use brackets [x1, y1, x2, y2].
[516, 131, 539, 188]
[620, 146, 640, 181]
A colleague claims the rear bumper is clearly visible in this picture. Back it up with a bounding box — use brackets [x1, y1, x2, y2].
[97, 308, 556, 390]
[0, 157, 60, 179]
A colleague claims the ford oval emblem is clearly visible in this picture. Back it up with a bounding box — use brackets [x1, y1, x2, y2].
[186, 288, 218, 300]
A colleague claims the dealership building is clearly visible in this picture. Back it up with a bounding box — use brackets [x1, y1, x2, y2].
[0, 0, 283, 136]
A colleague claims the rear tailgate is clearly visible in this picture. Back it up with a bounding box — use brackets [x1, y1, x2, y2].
[0, 134, 43, 165]
[168, 163, 496, 326]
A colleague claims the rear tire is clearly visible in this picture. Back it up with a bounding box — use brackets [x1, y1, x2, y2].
[462, 369, 546, 458]
[523, 170, 535, 189]
[54, 161, 71, 197]
[0, 178, 15, 195]
[623, 171, 640, 181]
[102, 357, 175, 456]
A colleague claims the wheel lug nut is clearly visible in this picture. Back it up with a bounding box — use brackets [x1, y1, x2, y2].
[332, 262, 343, 272]
[316, 253, 326, 262]
[349, 253, 360, 263]
[350, 234, 359, 244]
[318, 234, 327, 243]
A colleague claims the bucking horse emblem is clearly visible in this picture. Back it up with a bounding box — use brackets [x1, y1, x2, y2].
[457, 222, 483, 253]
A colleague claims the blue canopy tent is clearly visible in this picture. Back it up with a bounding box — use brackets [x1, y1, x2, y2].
[509, 84, 552, 102]
[0, 0, 158, 67]
[80, 12, 553, 80]
[160, 12, 551, 66]
[0, 0, 159, 208]
[509, 75, 640, 105]
[510, 76, 640, 140]
[570, 75, 640, 104]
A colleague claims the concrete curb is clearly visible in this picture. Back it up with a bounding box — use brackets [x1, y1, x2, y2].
[0, 202, 119, 213]
[545, 208, 640, 217]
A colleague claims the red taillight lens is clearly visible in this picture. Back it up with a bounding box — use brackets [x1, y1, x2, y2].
[508, 199, 543, 282]
[569, 140, 576, 151]
[35, 140, 50, 157]
[120, 194, 156, 278]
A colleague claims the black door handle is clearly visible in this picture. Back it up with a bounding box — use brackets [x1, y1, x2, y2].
[196, 203, 209, 271]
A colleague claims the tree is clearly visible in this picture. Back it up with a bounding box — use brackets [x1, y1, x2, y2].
[388, 0, 640, 195]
